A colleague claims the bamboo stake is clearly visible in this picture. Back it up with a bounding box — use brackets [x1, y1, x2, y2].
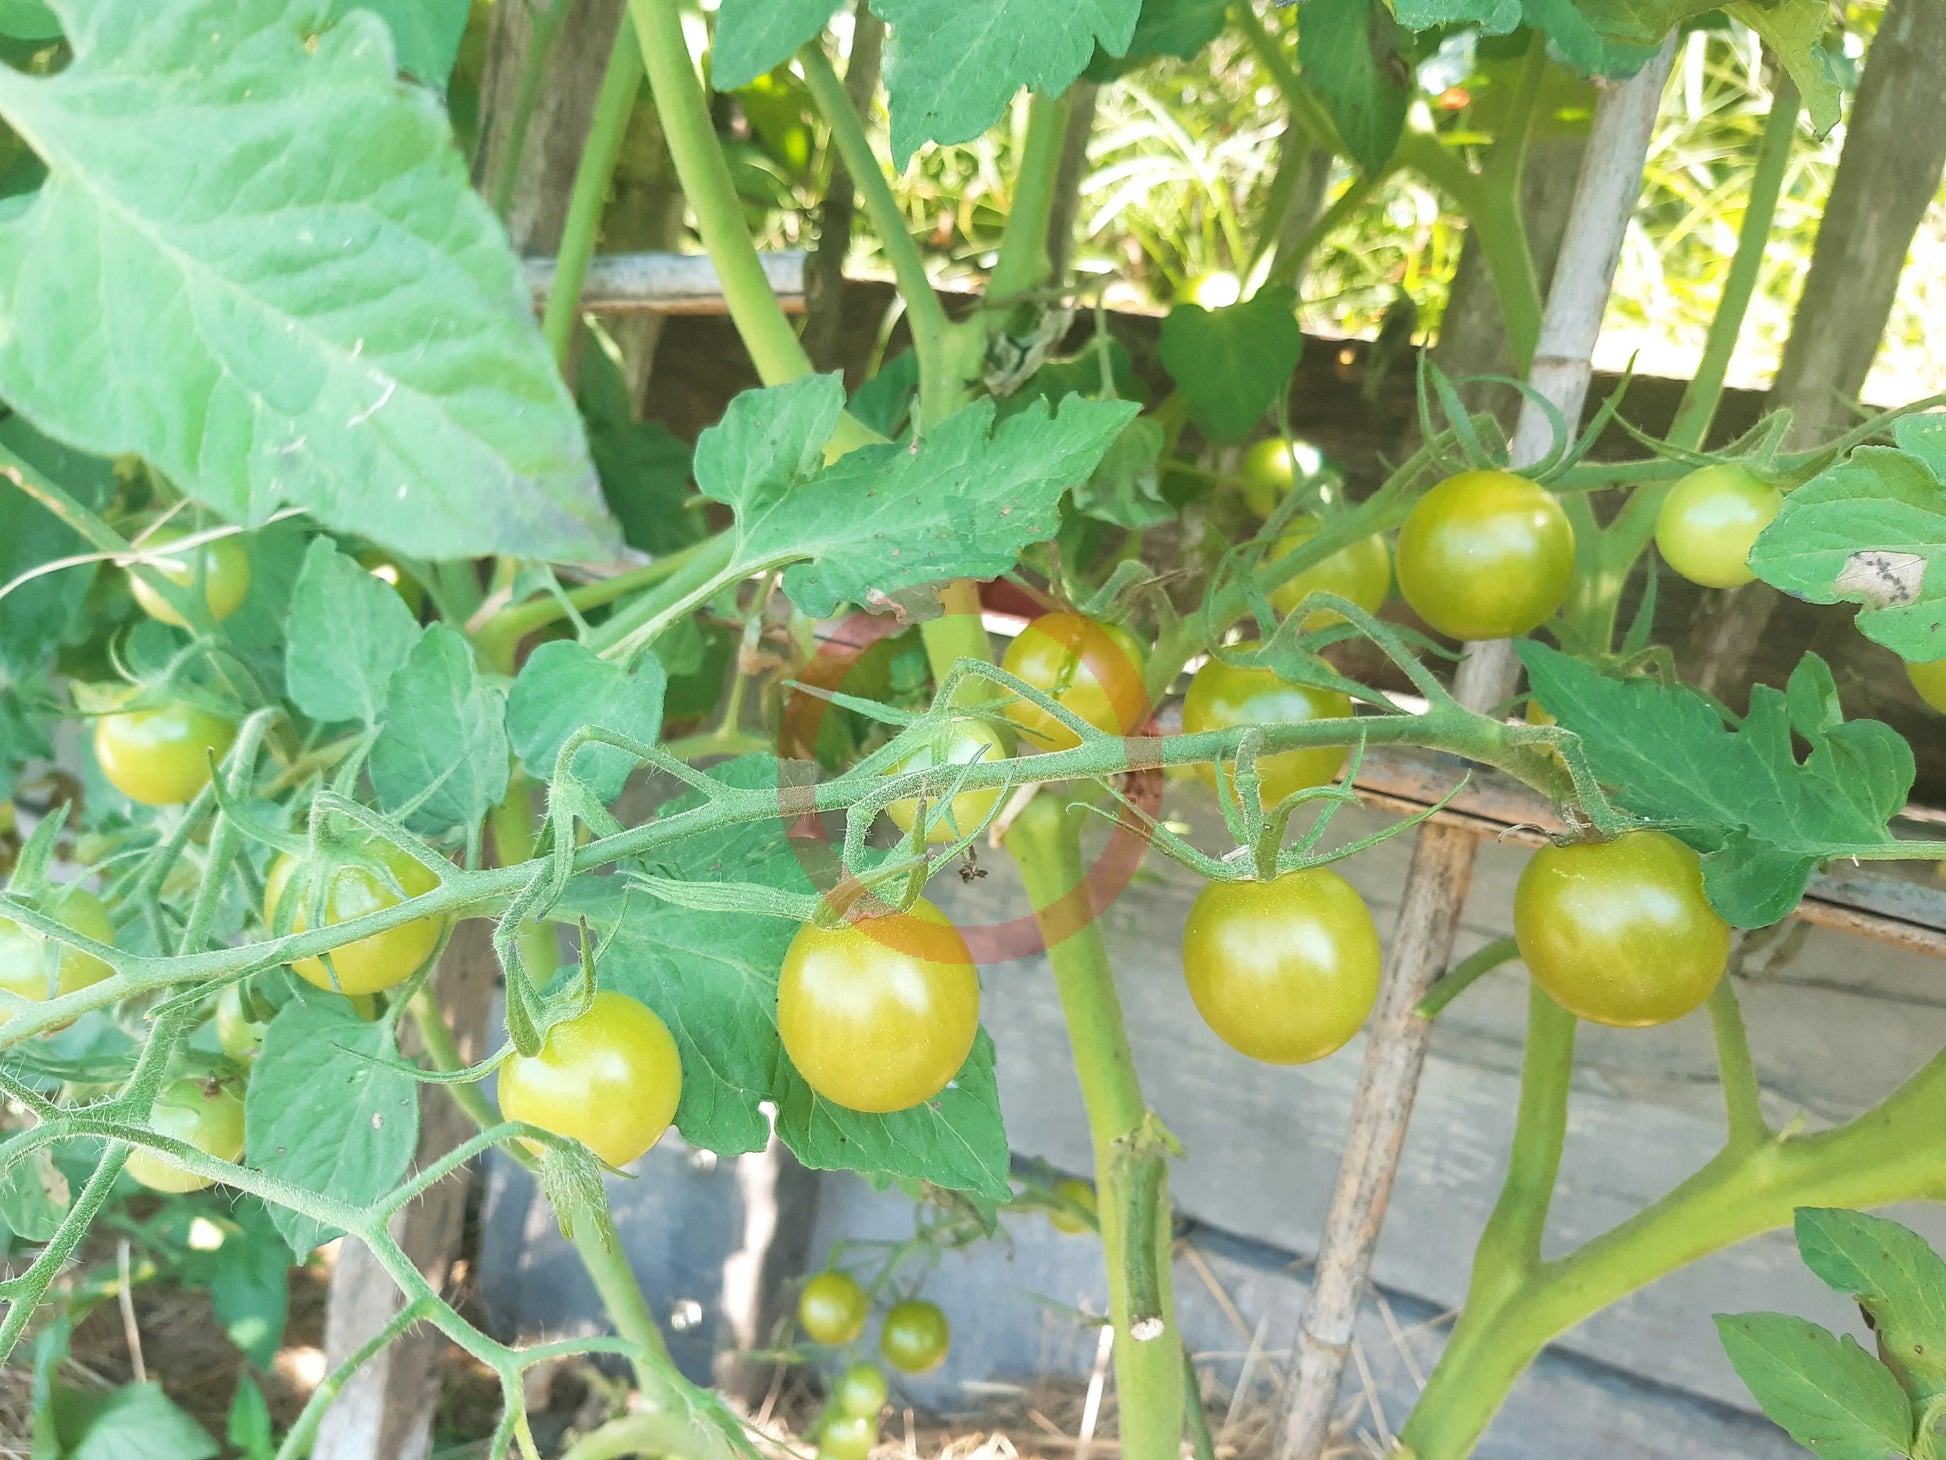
[1276, 41, 1679, 1460]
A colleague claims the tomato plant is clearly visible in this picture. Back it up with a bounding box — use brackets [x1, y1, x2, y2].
[879, 1298, 951, 1374]
[799, 1270, 872, 1347]
[496, 990, 682, 1167]
[884, 716, 1013, 842]
[1394, 469, 1576, 640]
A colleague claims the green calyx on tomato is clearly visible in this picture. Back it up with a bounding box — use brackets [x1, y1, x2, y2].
[127, 1075, 246, 1194]
[0, 886, 115, 1020]
[497, 989, 682, 1167]
[885, 718, 1013, 844]
[93, 700, 238, 807]
[833, 1362, 889, 1419]
[778, 896, 979, 1114]
[1267, 522, 1392, 631]
[1000, 612, 1149, 751]
[1181, 647, 1353, 808]
[263, 838, 446, 996]
[1905, 656, 1946, 714]
[1180, 866, 1381, 1064]
[799, 1269, 871, 1347]
[1654, 464, 1783, 590]
[879, 1298, 950, 1374]
[1048, 1177, 1097, 1234]
[1394, 469, 1575, 641]
[1514, 830, 1730, 1028]
[128, 529, 251, 627]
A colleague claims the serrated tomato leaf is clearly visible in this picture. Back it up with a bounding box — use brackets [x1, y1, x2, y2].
[370, 623, 509, 836]
[506, 639, 664, 804]
[712, 0, 844, 91]
[1749, 441, 1945, 665]
[1518, 644, 1914, 926]
[284, 540, 424, 726]
[1795, 1208, 1946, 1404]
[1158, 288, 1305, 443]
[0, 0, 616, 563]
[1716, 1313, 1914, 1460]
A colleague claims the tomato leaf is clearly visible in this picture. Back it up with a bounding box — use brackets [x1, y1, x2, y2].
[0, 0, 616, 563]
[370, 623, 510, 836]
[245, 991, 421, 1257]
[0, 413, 114, 680]
[1159, 289, 1306, 444]
[506, 639, 665, 804]
[51, 1381, 219, 1460]
[1723, 0, 1842, 135]
[712, 0, 844, 91]
[1517, 644, 1915, 927]
[0, 1146, 68, 1243]
[1794, 1208, 1946, 1405]
[332, 0, 472, 85]
[0, 1, 60, 41]
[694, 374, 1138, 618]
[874, 0, 1141, 163]
[284, 540, 424, 727]
[1297, 0, 1412, 176]
[1715, 1313, 1915, 1460]
[185, 1201, 291, 1369]
[1750, 439, 1946, 665]
[1084, 0, 1228, 80]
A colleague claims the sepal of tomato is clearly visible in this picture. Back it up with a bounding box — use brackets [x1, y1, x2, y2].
[496, 990, 682, 1167]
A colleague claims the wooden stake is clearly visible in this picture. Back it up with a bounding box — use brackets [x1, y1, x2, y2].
[1277, 41, 1678, 1460]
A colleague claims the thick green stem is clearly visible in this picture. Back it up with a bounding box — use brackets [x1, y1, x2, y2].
[570, 1220, 674, 1389]
[583, 531, 737, 659]
[473, 534, 720, 663]
[1004, 795, 1183, 1460]
[987, 91, 1073, 306]
[543, 15, 646, 366]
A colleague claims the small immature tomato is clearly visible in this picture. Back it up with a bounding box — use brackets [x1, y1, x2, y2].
[94, 701, 238, 806]
[1906, 656, 1946, 714]
[127, 1076, 246, 1194]
[1000, 613, 1148, 752]
[778, 898, 979, 1114]
[0, 887, 115, 1019]
[1514, 830, 1731, 1028]
[1654, 464, 1783, 589]
[264, 839, 446, 996]
[880, 1298, 950, 1374]
[128, 529, 251, 627]
[497, 990, 682, 1167]
[1394, 470, 1574, 640]
[819, 1413, 877, 1460]
[215, 983, 267, 1063]
[1048, 1177, 1097, 1235]
[1181, 867, 1382, 1064]
[1239, 437, 1322, 518]
[1267, 521, 1392, 630]
[834, 1362, 890, 1419]
[1181, 647, 1353, 807]
[885, 719, 1013, 844]
[799, 1269, 871, 1346]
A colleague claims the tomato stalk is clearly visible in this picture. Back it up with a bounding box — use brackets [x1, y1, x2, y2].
[986, 91, 1073, 308]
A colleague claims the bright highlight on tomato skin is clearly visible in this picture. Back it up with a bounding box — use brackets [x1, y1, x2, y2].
[1394, 469, 1575, 641]
[497, 990, 682, 1168]
[1514, 830, 1731, 1028]
[1654, 464, 1783, 589]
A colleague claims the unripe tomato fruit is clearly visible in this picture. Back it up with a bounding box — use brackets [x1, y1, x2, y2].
[1906, 656, 1946, 714]
[885, 719, 1012, 844]
[1181, 271, 1242, 310]
[215, 983, 267, 1063]
[1000, 613, 1148, 752]
[834, 1362, 889, 1419]
[1048, 1177, 1097, 1235]
[1268, 522, 1392, 630]
[1181, 648, 1352, 807]
[1514, 831, 1730, 1028]
[1394, 470, 1574, 640]
[94, 701, 237, 806]
[356, 548, 426, 617]
[880, 1299, 950, 1374]
[129, 530, 251, 626]
[779, 898, 979, 1113]
[127, 1076, 245, 1194]
[263, 839, 445, 996]
[1654, 464, 1782, 589]
[799, 1269, 871, 1346]
[819, 1414, 876, 1460]
[1239, 437, 1323, 518]
[1181, 867, 1382, 1064]
[497, 990, 682, 1167]
[0, 887, 114, 1018]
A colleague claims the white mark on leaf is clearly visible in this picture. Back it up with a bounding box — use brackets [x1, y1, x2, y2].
[1835, 550, 1925, 609]
[371, 1113, 384, 1130]
[348, 379, 396, 428]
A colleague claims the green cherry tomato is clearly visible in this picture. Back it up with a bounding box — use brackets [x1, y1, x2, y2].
[1181, 866, 1382, 1064]
[1182, 270, 1242, 310]
[128, 529, 251, 626]
[357, 548, 426, 618]
[1268, 521, 1392, 630]
[1514, 830, 1731, 1028]
[0, 887, 115, 1021]
[880, 1299, 950, 1374]
[94, 701, 237, 806]
[215, 983, 267, 1063]
[1239, 437, 1327, 518]
[778, 898, 979, 1113]
[497, 990, 683, 1167]
[1181, 647, 1352, 807]
[818, 1413, 877, 1460]
[799, 1269, 871, 1347]
[1906, 656, 1946, 714]
[263, 839, 446, 996]
[1654, 464, 1783, 589]
[885, 718, 1013, 844]
[127, 1076, 246, 1194]
[1394, 470, 1575, 640]
[1048, 1178, 1097, 1235]
[1000, 613, 1149, 751]
[834, 1362, 890, 1420]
